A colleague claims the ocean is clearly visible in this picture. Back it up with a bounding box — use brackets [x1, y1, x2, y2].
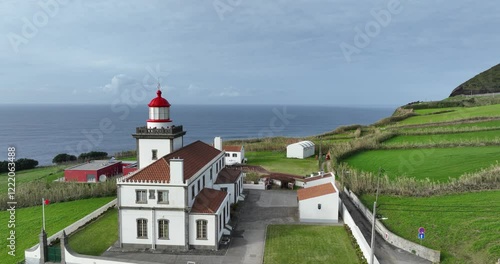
[0, 104, 394, 165]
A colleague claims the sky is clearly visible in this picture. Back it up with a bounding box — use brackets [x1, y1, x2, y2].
[0, 0, 499, 107]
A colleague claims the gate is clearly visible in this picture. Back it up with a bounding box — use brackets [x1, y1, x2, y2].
[47, 245, 61, 262]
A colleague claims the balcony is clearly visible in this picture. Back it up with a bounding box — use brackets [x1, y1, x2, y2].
[135, 125, 184, 135]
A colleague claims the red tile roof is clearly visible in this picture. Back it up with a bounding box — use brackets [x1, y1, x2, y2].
[126, 140, 222, 183]
[215, 168, 242, 184]
[303, 172, 333, 182]
[191, 188, 228, 214]
[297, 183, 336, 201]
[223, 145, 242, 152]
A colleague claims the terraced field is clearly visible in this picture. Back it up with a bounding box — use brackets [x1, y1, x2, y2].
[397, 104, 500, 125]
[383, 130, 500, 145]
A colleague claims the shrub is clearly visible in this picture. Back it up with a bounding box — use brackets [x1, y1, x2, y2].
[53, 153, 77, 164]
[78, 151, 108, 161]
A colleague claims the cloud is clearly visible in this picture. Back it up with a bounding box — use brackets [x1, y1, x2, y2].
[102, 74, 139, 94]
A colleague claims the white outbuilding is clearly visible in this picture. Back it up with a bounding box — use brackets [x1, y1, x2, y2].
[297, 181, 339, 223]
[286, 140, 315, 159]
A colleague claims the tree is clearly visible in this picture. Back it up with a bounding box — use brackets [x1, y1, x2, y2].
[78, 151, 108, 161]
[52, 153, 77, 164]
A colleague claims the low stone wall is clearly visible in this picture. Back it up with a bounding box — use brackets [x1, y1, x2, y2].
[345, 189, 441, 263]
[243, 182, 266, 190]
[25, 199, 117, 264]
[340, 198, 380, 264]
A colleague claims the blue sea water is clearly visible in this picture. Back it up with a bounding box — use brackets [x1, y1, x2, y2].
[0, 104, 393, 165]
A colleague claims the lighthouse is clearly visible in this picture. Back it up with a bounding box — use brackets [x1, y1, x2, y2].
[132, 84, 186, 169]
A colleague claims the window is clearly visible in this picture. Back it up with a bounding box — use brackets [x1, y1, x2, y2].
[149, 190, 155, 199]
[232, 153, 237, 157]
[158, 219, 169, 239]
[210, 169, 213, 180]
[158, 191, 169, 204]
[137, 219, 148, 238]
[202, 175, 205, 188]
[152, 149, 158, 160]
[225, 153, 229, 157]
[318, 204, 322, 210]
[221, 187, 228, 192]
[192, 185, 196, 200]
[197, 180, 201, 192]
[136, 190, 147, 203]
[196, 220, 207, 239]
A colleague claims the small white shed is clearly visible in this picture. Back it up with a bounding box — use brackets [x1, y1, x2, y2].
[297, 182, 339, 223]
[286, 141, 315, 159]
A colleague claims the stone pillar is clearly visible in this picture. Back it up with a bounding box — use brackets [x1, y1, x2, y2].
[39, 229, 48, 264]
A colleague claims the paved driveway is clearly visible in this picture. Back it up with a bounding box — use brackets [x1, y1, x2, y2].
[102, 190, 298, 264]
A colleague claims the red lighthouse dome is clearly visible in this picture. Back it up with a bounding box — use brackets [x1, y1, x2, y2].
[148, 90, 171, 107]
[147, 84, 172, 129]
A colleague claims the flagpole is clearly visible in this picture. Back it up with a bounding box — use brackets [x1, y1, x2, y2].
[42, 198, 45, 230]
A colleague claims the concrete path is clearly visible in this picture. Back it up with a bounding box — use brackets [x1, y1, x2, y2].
[102, 190, 298, 264]
[341, 192, 432, 264]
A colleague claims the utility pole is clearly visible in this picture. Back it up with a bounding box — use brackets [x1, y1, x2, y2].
[370, 168, 382, 264]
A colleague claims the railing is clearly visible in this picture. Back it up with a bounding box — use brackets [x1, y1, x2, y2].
[135, 125, 184, 134]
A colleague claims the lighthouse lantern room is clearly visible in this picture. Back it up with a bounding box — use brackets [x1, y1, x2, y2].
[147, 88, 172, 129]
[132, 84, 186, 169]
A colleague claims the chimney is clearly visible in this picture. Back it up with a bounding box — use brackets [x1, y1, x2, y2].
[169, 158, 184, 184]
[214, 137, 223, 151]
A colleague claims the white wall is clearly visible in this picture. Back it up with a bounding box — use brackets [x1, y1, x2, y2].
[120, 208, 186, 247]
[341, 199, 380, 264]
[299, 192, 339, 223]
[224, 151, 241, 165]
[138, 138, 172, 169]
[189, 215, 216, 247]
[119, 185, 186, 209]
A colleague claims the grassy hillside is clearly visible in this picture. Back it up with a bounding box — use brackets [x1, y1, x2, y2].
[450, 63, 500, 96]
[344, 146, 500, 181]
[383, 130, 500, 145]
[396, 104, 500, 125]
[0, 165, 68, 194]
[0, 197, 115, 264]
[361, 191, 500, 264]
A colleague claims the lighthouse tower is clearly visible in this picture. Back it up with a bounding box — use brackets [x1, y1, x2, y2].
[133, 84, 186, 169]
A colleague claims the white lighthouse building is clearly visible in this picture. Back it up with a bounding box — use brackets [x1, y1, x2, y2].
[133, 84, 186, 169]
[117, 87, 244, 251]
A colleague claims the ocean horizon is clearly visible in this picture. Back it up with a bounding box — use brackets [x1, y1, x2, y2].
[0, 104, 394, 165]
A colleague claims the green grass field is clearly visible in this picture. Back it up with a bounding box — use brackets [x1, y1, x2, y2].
[264, 225, 361, 264]
[68, 208, 118, 255]
[0, 197, 115, 264]
[383, 130, 500, 145]
[395, 119, 500, 133]
[398, 104, 500, 125]
[344, 146, 500, 181]
[246, 151, 318, 176]
[360, 191, 500, 264]
[0, 165, 68, 194]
